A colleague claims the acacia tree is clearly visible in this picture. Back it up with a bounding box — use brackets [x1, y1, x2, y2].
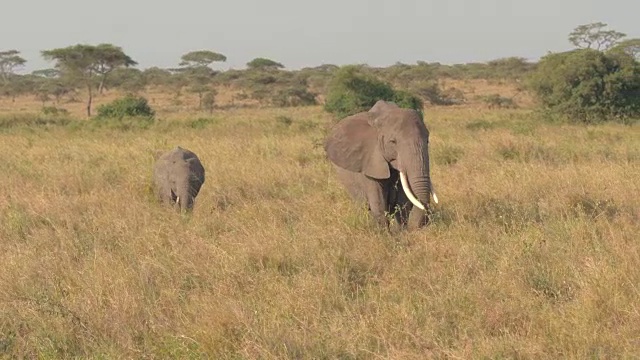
[0, 50, 26, 83]
[568, 22, 626, 51]
[178, 50, 226, 109]
[179, 50, 226, 68]
[0, 50, 27, 100]
[246, 57, 284, 70]
[143, 67, 173, 87]
[42, 44, 136, 117]
[32, 68, 73, 104]
[93, 44, 137, 94]
[107, 68, 146, 94]
[0, 75, 36, 102]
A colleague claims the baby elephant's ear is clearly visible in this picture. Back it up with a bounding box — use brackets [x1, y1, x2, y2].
[324, 113, 390, 179]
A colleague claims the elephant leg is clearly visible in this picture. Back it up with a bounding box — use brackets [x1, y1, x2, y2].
[363, 177, 389, 228]
[335, 167, 389, 228]
[385, 171, 410, 227]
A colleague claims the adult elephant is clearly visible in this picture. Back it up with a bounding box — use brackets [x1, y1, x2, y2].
[325, 100, 438, 230]
[153, 146, 205, 212]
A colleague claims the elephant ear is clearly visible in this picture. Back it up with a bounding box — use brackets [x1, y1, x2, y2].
[369, 100, 399, 116]
[325, 113, 390, 179]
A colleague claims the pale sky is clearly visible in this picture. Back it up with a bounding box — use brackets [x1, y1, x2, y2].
[2, 0, 637, 72]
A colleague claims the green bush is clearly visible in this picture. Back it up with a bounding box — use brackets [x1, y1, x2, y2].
[324, 65, 423, 118]
[96, 94, 155, 119]
[391, 90, 423, 110]
[527, 48, 640, 123]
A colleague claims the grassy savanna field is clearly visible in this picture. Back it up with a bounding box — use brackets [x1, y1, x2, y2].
[1, 85, 639, 358]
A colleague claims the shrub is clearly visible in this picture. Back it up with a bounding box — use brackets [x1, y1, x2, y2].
[0, 113, 72, 129]
[188, 117, 218, 129]
[485, 57, 536, 80]
[41, 106, 69, 116]
[234, 69, 317, 107]
[433, 145, 465, 165]
[527, 48, 640, 123]
[246, 72, 278, 85]
[202, 90, 217, 114]
[92, 116, 155, 131]
[414, 81, 465, 106]
[271, 86, 317, 107]
[96, 94, 155, 119]
[276, 115, 293, 127]
[324, 65, 422, 118]
[482, 94, 517, 109]
[466, 119, 496, 131]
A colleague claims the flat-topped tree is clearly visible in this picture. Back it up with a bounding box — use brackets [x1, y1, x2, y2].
[179, 50, 226, 109]
[568, 22, 626, 51]
[246, 57, 284, 70]
[42, 44, 136, 117]
[179, 50, 227, 68]
[93, 44, 137, 94]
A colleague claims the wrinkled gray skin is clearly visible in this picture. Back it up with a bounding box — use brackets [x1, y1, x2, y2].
[325, 100, 434, 230]
[153, 146, 205, 212]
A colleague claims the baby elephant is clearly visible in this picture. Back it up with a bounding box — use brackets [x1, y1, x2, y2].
[153, 146, 205, 212]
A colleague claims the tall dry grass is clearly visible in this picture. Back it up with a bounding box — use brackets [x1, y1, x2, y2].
[0, 101, 639, 358]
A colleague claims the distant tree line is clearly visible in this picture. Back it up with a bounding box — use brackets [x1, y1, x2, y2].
[0, 47, 535, 115]
[1, 22, 638, 123]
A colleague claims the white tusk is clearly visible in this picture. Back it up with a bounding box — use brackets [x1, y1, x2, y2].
[400, 171, 426, 210]
[175, 196, 180, 205]
[431, 185, 439, 204]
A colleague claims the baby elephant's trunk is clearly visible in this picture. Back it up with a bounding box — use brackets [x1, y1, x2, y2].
[176, 181, 195, 212]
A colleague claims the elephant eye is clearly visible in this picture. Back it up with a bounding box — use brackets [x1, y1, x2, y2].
[389, 138, 397, 144]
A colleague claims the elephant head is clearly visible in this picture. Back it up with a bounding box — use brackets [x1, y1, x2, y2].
[325, 100, 437, 225]
[153, 146, 205, 212]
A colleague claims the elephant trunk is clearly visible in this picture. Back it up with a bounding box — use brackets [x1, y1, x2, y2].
[400, 172, 425, 210]
[176, 181, 194, 212]
[406, 171, 432, 209]
[406, 143, 433, 200]
[401, 144, 434, 228]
